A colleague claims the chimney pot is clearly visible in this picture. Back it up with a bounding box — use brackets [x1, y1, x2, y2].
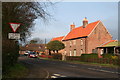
[83, 17, 88, 28]
[70, 23, 75, 31]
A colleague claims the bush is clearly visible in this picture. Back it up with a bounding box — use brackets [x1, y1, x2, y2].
[102, 54, 114, 59]
[66, 53, 98, 62]
[111, 56, 118, 59]
[81, 53, 98, 59]
[2, 39, 19, 74]
[79, 53, 98, 62]
[51, 53, 62, 60]
[66, 56, 81, 61]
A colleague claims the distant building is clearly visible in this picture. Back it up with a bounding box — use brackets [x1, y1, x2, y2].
[19, 44, 45, 54]
[51, 18, 112, 56]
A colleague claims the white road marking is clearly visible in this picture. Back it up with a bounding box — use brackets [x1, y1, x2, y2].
[88, 68, 120, 74]
[43, 69, 50, 78]
[61, 76, 67, 77]
[53, 74, 61, 76]
[51, 73, 67, 78]
[51, 76, 57, 78]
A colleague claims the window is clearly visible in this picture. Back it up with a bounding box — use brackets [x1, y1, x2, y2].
[70, 41, 72, 46]
[73, 49, 76, 56]
[81, 39, 83, 45]
[73, 40, 76, 45]
[70, 51, 72, 56]
[81, 49, 83, 54]
[64, 42, 66, 47]
[64, 50, 67, 55]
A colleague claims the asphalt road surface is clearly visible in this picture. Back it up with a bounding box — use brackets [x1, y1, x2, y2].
[18, 56, 120, 79]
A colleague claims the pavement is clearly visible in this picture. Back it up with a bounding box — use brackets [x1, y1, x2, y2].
[18, 55, 120, 79]
[18, 56, 49, 79]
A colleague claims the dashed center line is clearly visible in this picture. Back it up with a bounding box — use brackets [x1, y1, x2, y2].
[88, 68, 120, 74]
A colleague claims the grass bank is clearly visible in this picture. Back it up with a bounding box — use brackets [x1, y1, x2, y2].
[3, 63, 28, 78]
[66, 60, 119, 68]
[39, 57, 119, 68]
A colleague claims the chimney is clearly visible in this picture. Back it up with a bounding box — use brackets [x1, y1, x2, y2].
[83, 17, 88, 28]
[70, 23, 75, 31]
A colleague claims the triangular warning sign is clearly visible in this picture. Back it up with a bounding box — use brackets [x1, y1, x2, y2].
[9, 23, 21, 32]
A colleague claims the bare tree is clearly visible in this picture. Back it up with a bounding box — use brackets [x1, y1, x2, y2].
[2, 2, 53, 74]
[29, 38, 44, 44]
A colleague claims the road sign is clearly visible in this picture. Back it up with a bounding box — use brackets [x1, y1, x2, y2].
[9, 23, 21, 32]
[8, 33, 20, 40]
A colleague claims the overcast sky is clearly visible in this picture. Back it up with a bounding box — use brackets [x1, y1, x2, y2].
[28, 1, 118, 43]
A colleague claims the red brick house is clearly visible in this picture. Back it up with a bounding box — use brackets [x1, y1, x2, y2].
[51, 18, 112, 56]
[19, 44, 45, 54]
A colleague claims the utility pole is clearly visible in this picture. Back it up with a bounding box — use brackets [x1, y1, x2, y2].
[45, 38, 47, 55]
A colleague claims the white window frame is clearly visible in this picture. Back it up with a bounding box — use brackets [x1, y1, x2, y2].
[73, 40, 76, 45]
[64, 42, 66, 47]
[73, 49, 76, 56]
[70, 41, 72, 46]
[81, 49, 83, 54]
[81, 39, 83, 45]
[64, 50, 67, 55]
[70, 51, 72, 56]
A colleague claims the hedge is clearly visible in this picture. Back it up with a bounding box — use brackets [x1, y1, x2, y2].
[51, 53, 62, 60]
[66, 53, 120, 65]
[2, 39, 20, 74]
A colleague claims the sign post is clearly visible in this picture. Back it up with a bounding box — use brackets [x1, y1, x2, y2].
[8, 23, 21, 40]
[8, 33, 20, 40]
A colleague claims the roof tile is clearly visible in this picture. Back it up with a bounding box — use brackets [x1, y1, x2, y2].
[51, 36, 64, 41]
[63, 21, 100, 40]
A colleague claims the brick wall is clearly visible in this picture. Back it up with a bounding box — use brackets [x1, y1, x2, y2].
[87, 21, 112, 54]
[63, 38, 86, 56]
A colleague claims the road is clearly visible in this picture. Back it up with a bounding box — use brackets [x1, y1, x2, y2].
[18, 56, 120, 79]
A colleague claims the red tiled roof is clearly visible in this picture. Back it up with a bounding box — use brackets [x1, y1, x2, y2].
[25, 44, 45, 51]
[51, 36, 64, 41]
[63, 21, 100, 40]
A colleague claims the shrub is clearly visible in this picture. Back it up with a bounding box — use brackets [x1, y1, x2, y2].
[102, 54, 114, 59]
[111, 56, 118, 59]
[80, 53, 98, 62]
[2, 39, 19, 74]
[66, 56, 81, 61]
[81, 53, 98, 58]
[51, 53, 62, 60]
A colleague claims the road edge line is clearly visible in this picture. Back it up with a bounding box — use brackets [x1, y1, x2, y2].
[43, 69, 50, 78]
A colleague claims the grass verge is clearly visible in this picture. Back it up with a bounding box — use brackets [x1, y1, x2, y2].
[65, 60, 119, 68]
[3, 63, 28, 78]
[39, 57, 119, 68]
